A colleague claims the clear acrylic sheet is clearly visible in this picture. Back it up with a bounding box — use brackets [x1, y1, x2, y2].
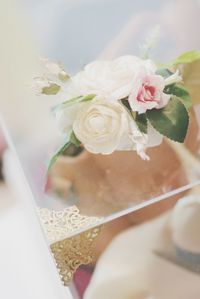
[1, 0, 200, 238]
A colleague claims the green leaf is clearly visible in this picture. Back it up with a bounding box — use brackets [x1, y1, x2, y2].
[61, 95, 83, 106]
[48, 131, 81, 172]
[156, 68, 173, 78]
[135, 113, 147, 134]
[121, 98, 147, 134]
[70, 131, 81, 147]
[47, 131, 81, 172]
[121, 98, 131, 111]
[47, 141, 71, 172]
[146, 96, 189, 143]
[164, 84, 192, 109]
[42, 83, 60, 95]
[170, 50, 200, 66]
[181, 59, 200, 106]
[52, 94, 96, 114]
[81, 94, 96, 102]
[121, 99, 147, 134]
[53, 94, 96, 113]
[65, 94, 96, 105]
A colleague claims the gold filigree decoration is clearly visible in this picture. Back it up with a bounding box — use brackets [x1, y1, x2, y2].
[51, 226, 101, 286]
[38, 205, 102, 244]
[38, 206, 102, 285]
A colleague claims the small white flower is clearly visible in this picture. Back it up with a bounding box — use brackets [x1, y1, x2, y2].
[41, 58, 70, 81]
[42, 58, 62, 75]
[128, 69, 170, 114]
[33, 58, 70, 96]
[32, 76, 50, 94]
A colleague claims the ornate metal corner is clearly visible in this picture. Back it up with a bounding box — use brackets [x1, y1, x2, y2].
[51, 226, 101, 286]
[38, 206, 102, 285]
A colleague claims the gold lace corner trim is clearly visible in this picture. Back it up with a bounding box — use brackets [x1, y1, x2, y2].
[38, 205, 102, 244]
[38, 206, 103, 285]
[51, 226, 101, 286]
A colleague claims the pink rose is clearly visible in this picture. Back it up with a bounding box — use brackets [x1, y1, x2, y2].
[128, 70, 170, 114]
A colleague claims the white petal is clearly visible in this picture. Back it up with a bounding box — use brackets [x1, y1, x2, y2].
[164, 70, 182, 86]
[32, 77, 49, 94]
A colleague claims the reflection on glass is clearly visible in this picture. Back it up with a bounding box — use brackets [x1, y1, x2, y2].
[1, 0, 200, 234]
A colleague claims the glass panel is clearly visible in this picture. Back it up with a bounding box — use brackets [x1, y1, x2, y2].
[1, 0, 200, 238]
[70, 187, 200, 298]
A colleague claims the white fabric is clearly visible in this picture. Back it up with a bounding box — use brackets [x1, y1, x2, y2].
[0, 151, 73, 299]
[171, 195, 200, 253]
[84, 208, 200, 299]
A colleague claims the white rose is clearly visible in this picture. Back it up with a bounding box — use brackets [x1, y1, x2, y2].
[69, 55, 157, 101]
[73, 100, 129, 154]
[73, 98, 162, 157]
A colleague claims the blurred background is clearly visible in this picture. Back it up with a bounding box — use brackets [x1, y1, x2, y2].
[1, 0, 200, 150]
[1, 1, 200, 298]
[1, 0, 200, 143]
[1, 0, 200, 206]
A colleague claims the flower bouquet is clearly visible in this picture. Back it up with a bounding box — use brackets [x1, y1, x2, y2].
[34, 50, 200, 215]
